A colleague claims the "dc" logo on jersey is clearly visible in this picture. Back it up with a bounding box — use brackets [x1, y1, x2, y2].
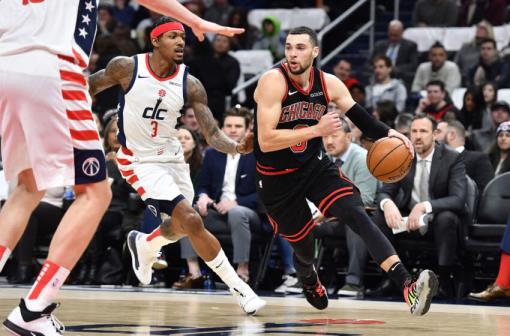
[143, 98, 167, 120]
[82, 157, 101, 177]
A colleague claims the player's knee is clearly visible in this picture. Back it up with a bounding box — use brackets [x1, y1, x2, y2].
[76, 179, 112, 209]
[183, 212, 205, 236]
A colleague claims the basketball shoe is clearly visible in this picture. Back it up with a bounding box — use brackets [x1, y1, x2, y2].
[303, 277, 328, 310]
[127, 230, 160, 285]
[230, 282, 267, 315]
[3, 299, 64, 335]
[404, 269, 439, 316]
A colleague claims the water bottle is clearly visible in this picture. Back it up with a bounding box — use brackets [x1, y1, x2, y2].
[203, 274, 213, 290]
[63, 186, 75, 211]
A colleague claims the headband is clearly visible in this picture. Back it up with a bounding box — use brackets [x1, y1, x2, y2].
[150, 22, 185, 39]
[496, 121, 510, 136]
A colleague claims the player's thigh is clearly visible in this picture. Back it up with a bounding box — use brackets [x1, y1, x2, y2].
[168, 162, 195, 203]
[265, 196, 314, 244]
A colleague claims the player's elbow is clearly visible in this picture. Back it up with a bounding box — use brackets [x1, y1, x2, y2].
[258, 137, 273, 153]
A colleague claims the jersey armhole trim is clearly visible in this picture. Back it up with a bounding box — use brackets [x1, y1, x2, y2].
[182, 65, 189, 104]
[320, 71, 330, 104]
[124, 55, 138, 94]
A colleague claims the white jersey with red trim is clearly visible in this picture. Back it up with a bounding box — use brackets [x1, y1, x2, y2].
[117, 53, 189, 163]
[0, 0, 97, 73]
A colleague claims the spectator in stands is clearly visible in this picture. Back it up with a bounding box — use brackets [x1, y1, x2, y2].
[112, 0, 135, 27]
[412, 42, 461, 95]
[469, 213, 510, 301]
[252, 16, 286, 62]
[458, 0, 507, 27]
[112, 23, 139, 56]
[7, 188, 64, 284]
[97, 5, 118, 36]
[468, 38, 510, 88]
[455, 21, 495, 85]
[333, 59, 359, 90]
[349, 83, 367, 109]
[320, 117, 378, 297]
[173, 127, 206, 289]
[444, 120, 495, 191]
[136, 10, 162, 51]
[372, 100, 399, 129]
[395, 113, 414, 139]
[204, 0, 234, 27]
[471, 100, 510, 151]
[480, 81, 499, 129]
[413, 0, 459, 27]
[180, 104, 208, 152]
[370, 20, 418, 81]
[368, 114, 467, 298]
[415, 80, 459, 121]
[489, 121, 510, 175]
[366, 55, 407, 113]
[189, 34, 241, 121]
[458, 87, 484, 131]
[345, 116, 363, 145]
[227, 7, 259, 50]
[184, 109, 260, 282]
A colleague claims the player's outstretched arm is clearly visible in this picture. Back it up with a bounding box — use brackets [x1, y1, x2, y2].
[137, 0, 244, 42]
[324, 73, 412, 152]
[254, 70, 341, 153]
[186, 75, 240, 155]
[88, 56, 134, 96]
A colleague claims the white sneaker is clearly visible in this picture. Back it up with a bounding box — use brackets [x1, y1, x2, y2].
[3, 299, 64, 335]
[127, 230, 159, 285]
[274, 274, 298, 294]
[230, 282, 266, 316]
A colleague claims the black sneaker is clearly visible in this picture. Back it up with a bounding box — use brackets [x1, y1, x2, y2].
[303, 278, 328, 310]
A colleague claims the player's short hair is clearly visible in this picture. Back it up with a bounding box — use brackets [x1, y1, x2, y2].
[413, 113, 438, 131]
[223, 105, 252, 129]
[288, 26, 318, 46]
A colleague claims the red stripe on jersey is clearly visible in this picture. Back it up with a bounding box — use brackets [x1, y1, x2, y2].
[119, 169, 134, 177]
[62, 90, 87, 101]
[121, 147, 134, 156]
[66, 110, 93, 121]
[145, 53, 180, 81]
[127, 175, 139, 184]
[117, 158, 132, 166]
[70, 129, 100, 141]
[136, 186, 146, 197]
[60, 70, 86, 86]
[146, 228, 161, 242]
[320, 71, 330, 104]
[28, 260, 59, 300]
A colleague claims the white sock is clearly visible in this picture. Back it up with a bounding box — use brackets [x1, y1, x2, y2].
[0, 246, 11, 273]
[145, 227, 175, 252]
[26, 260, 70, 312]
[205, 249, 248, 291]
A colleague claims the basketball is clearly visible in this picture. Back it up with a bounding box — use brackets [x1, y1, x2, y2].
[366, 137, 413, 183]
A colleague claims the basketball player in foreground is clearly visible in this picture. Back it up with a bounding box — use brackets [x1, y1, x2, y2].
[0, 1, 245, 334]
[87, 17, 265, 315]
[253, 26, 438, 315]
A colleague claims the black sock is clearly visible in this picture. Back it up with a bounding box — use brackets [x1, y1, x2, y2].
[387, 261, 412, 290]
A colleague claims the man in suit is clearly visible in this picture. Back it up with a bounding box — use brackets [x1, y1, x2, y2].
[181, 108, 260, 282]
[371, 114, 467, 297]
[370, 20, 418, 81]
[317, 117, 378, 297]
[444, 120, 495, 192]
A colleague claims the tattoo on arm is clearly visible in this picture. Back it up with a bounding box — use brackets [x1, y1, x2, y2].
[88, 56, 134, 96]
[187, 75, 238, 154]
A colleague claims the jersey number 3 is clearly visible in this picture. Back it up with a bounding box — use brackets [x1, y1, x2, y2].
[290, 124, 308, 153]
[151, 121, 158, 137]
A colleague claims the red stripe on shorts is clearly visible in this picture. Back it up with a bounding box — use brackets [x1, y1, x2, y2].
[59, 70, 86, 86]
[117, 158, 132, 166]
[0, 246, 6, 260]
[321, 191, 354, 215]
[62, 90, 87, 101]
[136, 186, 146, 197]
[72, 49, 88, 68]
[119, 169, 134, 177]
[66, 110, 94, 121]
[121, 147, 134, 156]
[281, 218, 315, 242]
[318, 187, 353, 212]
[70, 129, 99, 141]
[127, 175, 139, 184]
[146, 228, 161, 242]
[28, 260, 59, 300]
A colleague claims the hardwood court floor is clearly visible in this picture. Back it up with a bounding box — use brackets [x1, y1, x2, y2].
[1, 286, 509, 335]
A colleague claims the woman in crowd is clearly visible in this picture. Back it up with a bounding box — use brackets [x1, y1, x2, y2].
[489, 121, 510, 175]
[458, 87, 484, 131]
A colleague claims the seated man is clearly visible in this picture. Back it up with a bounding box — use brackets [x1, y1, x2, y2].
[471, 101, 510, 152]
[415, 80, 458, 122]
[371, 114, 467, 298]
[321, 117, 378, 297]
[467, 38, 510, 88]
[182, 108, 260, 282]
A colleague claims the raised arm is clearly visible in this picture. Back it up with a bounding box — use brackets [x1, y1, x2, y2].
[137, 0, 244, 42]
[254, 70, 341, 153]
[186, 74, 243, 155]
[88, 56, 134, 96]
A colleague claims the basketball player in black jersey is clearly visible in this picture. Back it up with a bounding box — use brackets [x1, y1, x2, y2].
[253, 26, 438, 315]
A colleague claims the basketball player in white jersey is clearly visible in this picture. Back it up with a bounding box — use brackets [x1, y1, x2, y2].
[87, 17, 266, 316]
[0, 1, 245, 335]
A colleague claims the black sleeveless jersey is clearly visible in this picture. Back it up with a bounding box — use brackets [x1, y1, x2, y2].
[253, 63, 330, 170]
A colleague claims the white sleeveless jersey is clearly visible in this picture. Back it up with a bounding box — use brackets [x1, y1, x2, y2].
[0, 0, 97, 70]
[118, 53, 189, 162]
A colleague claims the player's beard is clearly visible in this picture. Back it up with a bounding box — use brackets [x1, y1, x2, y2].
[287, 59, 312, 75]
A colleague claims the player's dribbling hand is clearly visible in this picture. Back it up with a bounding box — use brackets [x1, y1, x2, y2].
[388, 129, 414, 158]
[237, 131, 254, 154]
[192, 20, 245, 42]
[316, 112, 342, 136]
